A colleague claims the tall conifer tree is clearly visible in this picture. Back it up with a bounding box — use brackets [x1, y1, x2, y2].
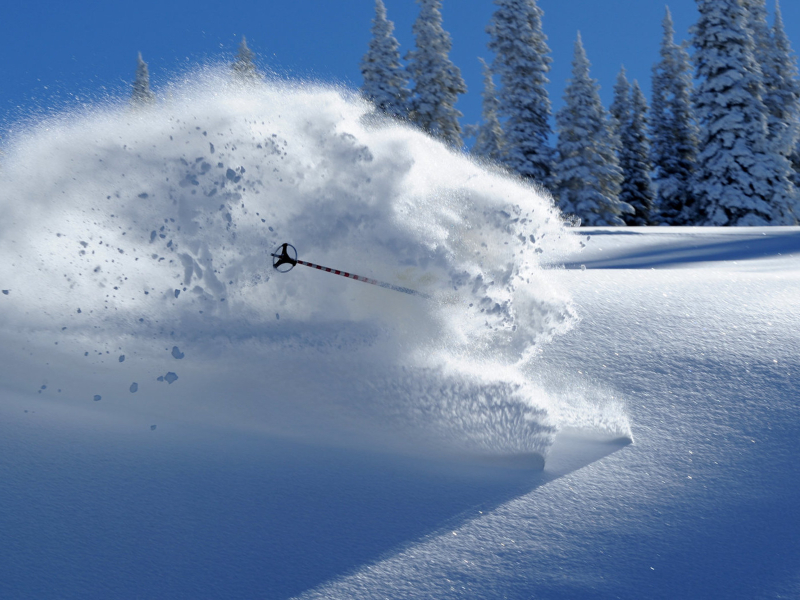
[742, 0, 771, 59]
[611, 69, 656, 225]
[406, 0, 467, 147]
[360, 0, 410, 119]
[472, 58, 504, 162]
[691, 0, 796, 225]
[650, 7, 699, 225]
[752, 0, 800, 218]
[627, 82, 657, 225]
[743, 0, 794, 154]
[554, 34, 631, 226]
[232, 36, 260, 83]
[609, 67, 631, 144]
[131, 52, 156, 107]
[486, 0, 553, 185]
[772, 2, 800, 194]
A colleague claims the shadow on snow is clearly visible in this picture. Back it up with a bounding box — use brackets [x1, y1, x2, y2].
[0, 414, 628, 599]
[561, 229, 800, 270]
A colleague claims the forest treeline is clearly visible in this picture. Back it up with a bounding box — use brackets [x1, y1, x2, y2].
[132, 0, 800, 227]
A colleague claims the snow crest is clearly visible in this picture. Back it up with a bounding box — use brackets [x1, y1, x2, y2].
[0, 71, 588, 459]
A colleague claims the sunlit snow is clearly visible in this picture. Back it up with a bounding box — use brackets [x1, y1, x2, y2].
[0, 72, 629, 465]
[2, 73, 798, 599]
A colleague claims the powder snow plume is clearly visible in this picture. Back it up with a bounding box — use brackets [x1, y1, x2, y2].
[0, 69, 620, 461]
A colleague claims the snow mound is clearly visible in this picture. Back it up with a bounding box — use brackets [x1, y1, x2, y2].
[0, 70, 606, 460]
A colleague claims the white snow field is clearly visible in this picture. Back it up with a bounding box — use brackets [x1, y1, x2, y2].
[1, 76, 798, 599]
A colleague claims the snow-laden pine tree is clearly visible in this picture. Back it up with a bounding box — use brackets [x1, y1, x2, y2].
[609, 67, 631, 143]
[650, 7, 699, 225]
[360, 0, 410, 120]
[486, 0, 553, 185]
[742, 0, 770, 59]
[749, 0, 800, 217]
[691, 0, 797, 225]
[554, 34, 631, 226]
[406, 0, 467, 147]
[611, 69, 657, 225]
[743, 0, 795, 154]
[131, 52, 156, 107]
[770, 3, 800, 192]
[609, 66, 629, 196]
[232, 36, 261, 83]
[472, 58, 504, 162]
[627, 82, 657, 225]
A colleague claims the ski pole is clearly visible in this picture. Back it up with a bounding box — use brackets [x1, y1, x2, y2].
[271, 243, 432, 300]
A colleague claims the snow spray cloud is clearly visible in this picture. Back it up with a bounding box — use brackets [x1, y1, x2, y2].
[0, 69, 595, 459]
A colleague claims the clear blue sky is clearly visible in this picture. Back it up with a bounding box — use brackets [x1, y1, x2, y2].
[2, 0, 799, 138]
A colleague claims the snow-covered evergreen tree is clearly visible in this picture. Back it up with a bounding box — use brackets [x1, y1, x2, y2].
[609, 67, 631, 143]
[751, 0, 800, 215]
[691, 0, 797, 225]
[767, 2, 800, 192]
[650, 7, 699, 225]
[486, 0, 553, 184]
[770, 5, 800, 194]
[360, 0, 410, 120]
[743, 0, 792, 153]
[611, 69, 656, 225]
[406, 0, 467, 147]
[131, 52, 156, 107]
[608, 67, 629, 202]
[627, 82, 657, 225]
[232, 36, 260, 83]
[554, 34, 631, 226]
[472, 58, 504, 162]
[742, 0, 771, 57]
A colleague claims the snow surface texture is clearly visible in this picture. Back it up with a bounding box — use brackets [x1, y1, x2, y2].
[298, 227, 800, 600]
[0, 70, 620, 472]
[4, 219, 797, 600]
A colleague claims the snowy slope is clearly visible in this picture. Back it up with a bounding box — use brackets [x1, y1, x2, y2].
[2, 76, 799, 599]
[297, 229, 800, 599]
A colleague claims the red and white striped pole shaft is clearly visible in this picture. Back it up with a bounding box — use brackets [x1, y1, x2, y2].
[272, 243, 432, 300]
[295, 259, 432, 299]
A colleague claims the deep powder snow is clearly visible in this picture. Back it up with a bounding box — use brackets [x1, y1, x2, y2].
[0, 71, 629, 461]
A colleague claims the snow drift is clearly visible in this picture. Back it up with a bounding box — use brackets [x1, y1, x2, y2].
[0, 70, 627, 461]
